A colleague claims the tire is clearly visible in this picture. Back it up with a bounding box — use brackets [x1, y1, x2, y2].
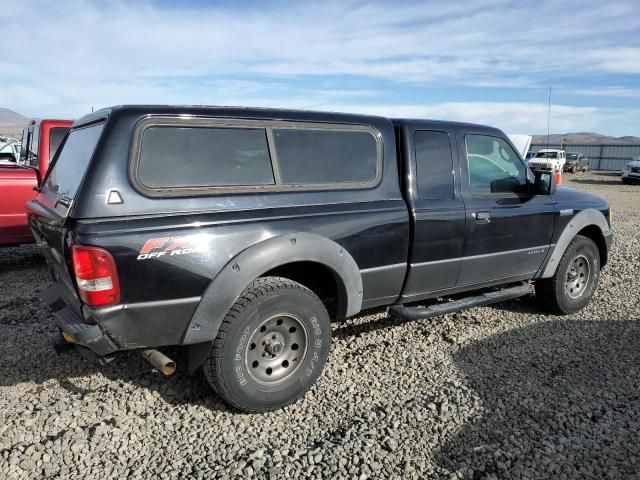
[535, 235, 600, 315]
[622, 178, 632, 185]
[570, 166, 576, 174]
[203, 277, 331, 412]
[583, 164, 589, 172]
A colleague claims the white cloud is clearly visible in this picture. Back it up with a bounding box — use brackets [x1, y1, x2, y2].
[585, 48, 640, 74]
[571, 86, 640, 98]
[0, 0, 638, 136]
[313, 102, 603, 134]
[3, 0, 639, 85]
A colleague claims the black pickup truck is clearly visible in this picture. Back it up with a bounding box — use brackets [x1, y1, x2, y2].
[28, 106, 613, 412]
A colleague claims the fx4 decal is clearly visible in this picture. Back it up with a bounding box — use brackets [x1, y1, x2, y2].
[137, 236, 208, 260]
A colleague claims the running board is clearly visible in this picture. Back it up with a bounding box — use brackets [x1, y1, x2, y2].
[388, 282, 530, 321]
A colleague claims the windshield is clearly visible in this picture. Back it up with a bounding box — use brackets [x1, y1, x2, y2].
[43, 123, 104, 200]
[535, 151, 558, 159]
[567, 154, 579, 160]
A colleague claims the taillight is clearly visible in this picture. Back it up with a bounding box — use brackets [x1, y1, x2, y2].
[71, 245, 121, 307]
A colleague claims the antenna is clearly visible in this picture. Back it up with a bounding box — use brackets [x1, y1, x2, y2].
[546, 86, 551, 149]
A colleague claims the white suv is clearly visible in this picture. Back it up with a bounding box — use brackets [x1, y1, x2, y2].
[528, 149, 566, 173]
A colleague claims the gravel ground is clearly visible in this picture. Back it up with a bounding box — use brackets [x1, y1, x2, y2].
[1, 171, 639, 479]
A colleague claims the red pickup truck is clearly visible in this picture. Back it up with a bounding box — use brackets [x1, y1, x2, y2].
[0, 119, 72, 247]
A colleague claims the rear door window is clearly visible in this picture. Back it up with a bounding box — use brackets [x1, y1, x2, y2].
[137, 126, 274, 189]
[44, 123, 104, 201]
[414, 130, 455, 199]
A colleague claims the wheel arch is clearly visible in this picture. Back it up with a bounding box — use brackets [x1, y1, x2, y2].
[184, 233, 363, 371]
[576, 224, 608, 268]
[540, 208, 609, 278]
[260, 261, 345, 319]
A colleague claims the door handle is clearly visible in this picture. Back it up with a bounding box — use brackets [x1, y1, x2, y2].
[475, 211, 491, 223]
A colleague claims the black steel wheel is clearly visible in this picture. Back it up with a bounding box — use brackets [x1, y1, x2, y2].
[203, 277, 331, 412]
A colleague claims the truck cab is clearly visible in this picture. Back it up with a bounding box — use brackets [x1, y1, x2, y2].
[394, 120, 559, 299]
[0, 119, 72, 247]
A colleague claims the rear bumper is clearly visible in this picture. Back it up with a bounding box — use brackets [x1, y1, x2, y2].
[53, 305, 119, 355]
[41, 284, 200, 356]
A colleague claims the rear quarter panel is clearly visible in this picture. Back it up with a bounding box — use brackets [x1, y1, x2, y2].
[74, 202, 408, 305]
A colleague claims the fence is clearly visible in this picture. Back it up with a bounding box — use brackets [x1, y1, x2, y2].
[529, 144, 640, 171]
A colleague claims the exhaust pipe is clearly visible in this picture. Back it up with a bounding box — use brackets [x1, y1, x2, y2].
[141, 349, 176, 376]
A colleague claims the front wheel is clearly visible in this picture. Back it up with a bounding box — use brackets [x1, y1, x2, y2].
[203, 277, 331, 412]
[535, 235, 600, 314]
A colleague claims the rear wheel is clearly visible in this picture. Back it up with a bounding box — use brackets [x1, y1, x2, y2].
[535, 235, 600, 314]
[203, 277, 331, 412]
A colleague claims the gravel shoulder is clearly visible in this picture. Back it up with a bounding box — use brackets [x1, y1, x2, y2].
[1, 171, 639, 479]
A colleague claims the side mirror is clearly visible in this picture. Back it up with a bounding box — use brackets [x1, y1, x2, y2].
[533, 171, 556, 195]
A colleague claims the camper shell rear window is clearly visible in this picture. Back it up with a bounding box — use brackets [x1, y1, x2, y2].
[43, 123, 104, 200]
[130, 117, 382, 196]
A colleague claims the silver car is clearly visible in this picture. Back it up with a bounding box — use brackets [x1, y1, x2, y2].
[621, 157, 640, 184]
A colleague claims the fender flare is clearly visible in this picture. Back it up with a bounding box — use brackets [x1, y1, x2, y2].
[540, 208, 609, 278]
[183, 232, 363, 350]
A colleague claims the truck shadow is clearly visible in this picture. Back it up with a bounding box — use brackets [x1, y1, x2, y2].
[332, 296, 547, 340]
[0, 333, 231, 412]
[490, 293, 547, 315]
[0, 244, 47, 274]
[435, 319, 640, 478]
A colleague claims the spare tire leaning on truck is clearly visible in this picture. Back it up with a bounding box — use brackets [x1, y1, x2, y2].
[28, 105, 613, 412]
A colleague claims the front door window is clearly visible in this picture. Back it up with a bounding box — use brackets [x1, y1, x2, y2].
[466, 134, 527, 195]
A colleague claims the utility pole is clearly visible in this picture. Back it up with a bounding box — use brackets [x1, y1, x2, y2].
[546, 86, 552, 149]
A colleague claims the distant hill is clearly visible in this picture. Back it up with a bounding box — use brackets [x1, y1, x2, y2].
[532, 132, 640, 145]
[0, 108, 29, 138]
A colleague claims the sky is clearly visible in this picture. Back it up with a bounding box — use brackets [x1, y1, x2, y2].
[2, 0, 639, 136]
